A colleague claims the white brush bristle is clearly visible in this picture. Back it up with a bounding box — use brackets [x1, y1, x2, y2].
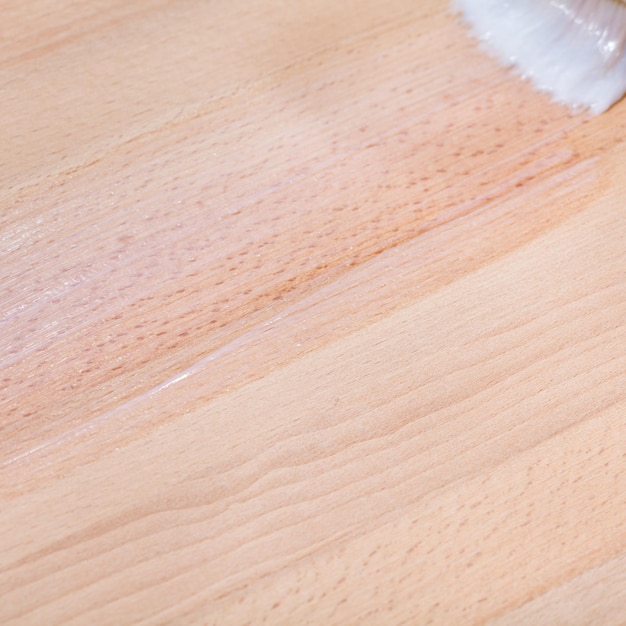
[455, 0, 626, 113]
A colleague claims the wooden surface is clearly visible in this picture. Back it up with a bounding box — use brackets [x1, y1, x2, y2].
[1, 0, 625, 623]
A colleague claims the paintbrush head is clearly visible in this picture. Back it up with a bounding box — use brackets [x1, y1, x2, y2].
[455, 0, 626, 113]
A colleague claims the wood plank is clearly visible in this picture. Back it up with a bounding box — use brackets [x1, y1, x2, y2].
[1, 0, 625, 623]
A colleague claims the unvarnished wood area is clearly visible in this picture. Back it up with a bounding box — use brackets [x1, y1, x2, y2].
[1, 0, 625, 623]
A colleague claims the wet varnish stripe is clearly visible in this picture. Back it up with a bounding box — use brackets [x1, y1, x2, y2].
[0, 2, 597, 460]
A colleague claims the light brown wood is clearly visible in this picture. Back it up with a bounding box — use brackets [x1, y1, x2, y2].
[1, 0, 625, 623]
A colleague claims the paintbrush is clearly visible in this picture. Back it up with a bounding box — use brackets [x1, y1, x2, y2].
[454, 0, 626, 113]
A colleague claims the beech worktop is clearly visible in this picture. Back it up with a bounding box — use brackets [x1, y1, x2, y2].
[1, 1, 625, 623]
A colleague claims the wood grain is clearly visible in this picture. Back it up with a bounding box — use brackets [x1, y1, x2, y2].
[1, 0, 625, 623]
